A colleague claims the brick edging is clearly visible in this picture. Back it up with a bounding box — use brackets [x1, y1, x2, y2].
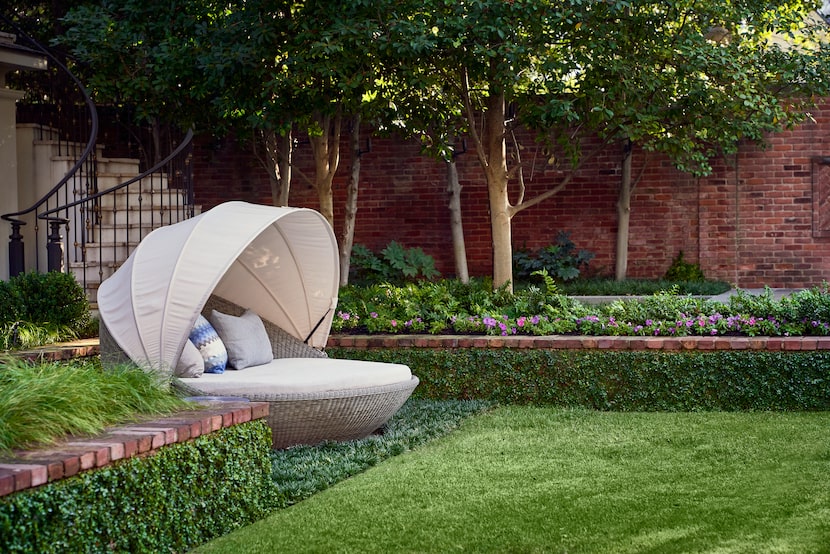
[327, 334, 830, 351]
[11, 338, 100, 362]
[0, 401, 269, 498]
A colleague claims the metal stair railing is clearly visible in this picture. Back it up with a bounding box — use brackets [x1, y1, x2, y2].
[1, 14, 98, 278]
[38, 129, 194, 300]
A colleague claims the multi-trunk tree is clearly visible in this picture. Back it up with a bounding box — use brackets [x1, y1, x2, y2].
[548, 1, 830, 280]
[58, 0, 830, 291]
[383, 0, 830, 289]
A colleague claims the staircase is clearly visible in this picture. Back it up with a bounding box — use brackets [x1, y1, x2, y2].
[68, 149, 200, 306]
[1, 15, 196, 307]
[19, 124, 197, 307]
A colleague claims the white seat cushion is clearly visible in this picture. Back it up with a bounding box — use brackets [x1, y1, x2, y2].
[177, 357, 412, 396]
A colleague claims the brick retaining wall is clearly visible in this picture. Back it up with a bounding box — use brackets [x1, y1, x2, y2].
[0, 398, 268, 499]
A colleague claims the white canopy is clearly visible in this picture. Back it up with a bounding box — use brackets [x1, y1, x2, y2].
[97, 201, 339, 370]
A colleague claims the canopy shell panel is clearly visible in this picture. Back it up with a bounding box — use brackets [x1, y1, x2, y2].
[97, 202, 339, 371]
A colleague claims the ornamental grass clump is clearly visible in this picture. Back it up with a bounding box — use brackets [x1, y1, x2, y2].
[0, 356, 188, 453]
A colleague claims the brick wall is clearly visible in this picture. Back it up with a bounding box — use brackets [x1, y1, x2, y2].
[192, 100, 830, 288]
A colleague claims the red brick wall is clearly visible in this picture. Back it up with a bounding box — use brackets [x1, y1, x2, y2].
[192, 100, 830, 288]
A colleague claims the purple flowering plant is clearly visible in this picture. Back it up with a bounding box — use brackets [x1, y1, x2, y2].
[331, 281, 830, 337]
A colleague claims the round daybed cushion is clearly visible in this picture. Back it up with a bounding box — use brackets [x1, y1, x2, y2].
[176, 357, 413, 396]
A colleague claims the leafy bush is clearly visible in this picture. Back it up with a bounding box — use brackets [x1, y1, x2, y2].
[664, 250, 706, 281]
[557, 278, 731, 296]
[350, 242, 440, 284]
[335, 278, 591, 335]
[333, 280, 830, 338]
[0, 421, 277, 554]
[513, 231, 594, 282]
[0, 272, 91, 349]
[329, 348, 830, 411]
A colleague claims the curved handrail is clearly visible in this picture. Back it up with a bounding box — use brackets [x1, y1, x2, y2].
[0, 14, 99, 228]
[38, 129, 194, 218]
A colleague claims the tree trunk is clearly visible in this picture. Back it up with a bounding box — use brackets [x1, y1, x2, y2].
[615, 140, 633, 281]
[263, 128, 293, 206]
[484, 91, 513, 292]
[447, 157, 469, 283]
[151, 117, 162, 165]
[276, 130, 292, 206]
[308, 109, 342, 228]
[340, 113, 361, 286]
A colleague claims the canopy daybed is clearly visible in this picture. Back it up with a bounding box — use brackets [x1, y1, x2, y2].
[97, 201, 418, 448]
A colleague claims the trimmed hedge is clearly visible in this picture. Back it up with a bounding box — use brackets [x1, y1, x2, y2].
[0, 272, 89, 329]
[0, 420, 278, 554]
[328, 348, 830, 411]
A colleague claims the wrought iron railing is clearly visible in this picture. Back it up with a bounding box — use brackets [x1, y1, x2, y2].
[2, 15, 196, 302]
[1, 13, 98, 277]
[38, 129, 194, 297]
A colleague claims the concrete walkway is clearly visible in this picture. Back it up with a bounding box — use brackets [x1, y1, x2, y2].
[708, 288, 805, 303]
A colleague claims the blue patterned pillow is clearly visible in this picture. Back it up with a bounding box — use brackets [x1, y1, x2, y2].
[189, 314, 228, 374]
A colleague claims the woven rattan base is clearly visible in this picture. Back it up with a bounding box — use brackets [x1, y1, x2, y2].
[100, 296, 419, 449]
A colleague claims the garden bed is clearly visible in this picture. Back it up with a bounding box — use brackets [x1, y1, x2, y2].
[0, 400, 266, 498]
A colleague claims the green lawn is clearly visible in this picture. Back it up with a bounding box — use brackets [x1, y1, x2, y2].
[195, 408, 830, 553]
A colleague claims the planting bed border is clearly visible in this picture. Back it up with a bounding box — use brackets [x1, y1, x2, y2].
[327, 334, 830, 351]
[0, 400, 267, 499]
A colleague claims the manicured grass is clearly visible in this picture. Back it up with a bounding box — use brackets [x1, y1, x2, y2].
[195, 408, 830, 553]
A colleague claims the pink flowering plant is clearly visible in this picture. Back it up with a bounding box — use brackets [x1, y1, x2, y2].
[331, 281, 830, 337]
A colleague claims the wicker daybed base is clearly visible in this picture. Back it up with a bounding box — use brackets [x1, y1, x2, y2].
[196, 379, 419, 449]
[99, 295, 419, 449]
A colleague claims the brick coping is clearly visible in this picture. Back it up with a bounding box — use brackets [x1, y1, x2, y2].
[0, 401, 268, 498]
[327, 334, 830, 351]
[11, 337, 100, 362]
[9, 335, 830, 361]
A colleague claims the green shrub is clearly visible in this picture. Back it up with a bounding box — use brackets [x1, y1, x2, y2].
[8, 272, 89, 328]
[664, 250, 706, 281]
[335, 278, 591, 334]
[556, 278, 731, 296]
[0, 280, 22, 324]
[350, 242, 440, 284]
[513, 231, 594, 282]
[0, 421, 277, 554]
[328, 348, 830, 411]
[0, 272, 91, 349]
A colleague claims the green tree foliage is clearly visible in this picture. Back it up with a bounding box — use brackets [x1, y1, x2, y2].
[53, 1, 830, 290]
[58, 0, 230, 132]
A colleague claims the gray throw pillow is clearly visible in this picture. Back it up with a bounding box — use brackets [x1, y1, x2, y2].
[208, 308, 273, 369]
[175, 339, 205, 378]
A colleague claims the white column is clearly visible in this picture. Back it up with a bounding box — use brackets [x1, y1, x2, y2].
[0, 87, 25, 280]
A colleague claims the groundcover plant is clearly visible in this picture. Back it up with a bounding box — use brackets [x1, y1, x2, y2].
[333, 282, 830, 337]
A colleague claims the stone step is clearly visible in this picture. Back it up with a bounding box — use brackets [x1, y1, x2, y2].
[95, 172, 170, 192]
[97, 157, 140, 175]
[103, 187, 188, 211]
[78, 241, 138, 265]
[97, 205, 195, 227]
[69, 261, 119, 295]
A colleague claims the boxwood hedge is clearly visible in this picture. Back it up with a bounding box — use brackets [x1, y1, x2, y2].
[328, 348, 830, 411]
[0, 420, 278, 554]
